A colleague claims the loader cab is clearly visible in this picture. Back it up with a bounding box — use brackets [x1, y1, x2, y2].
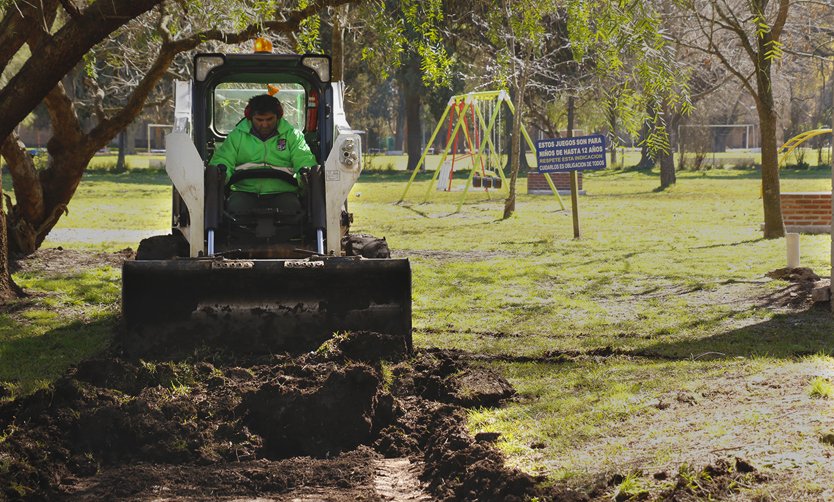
[171, 53, 337, 257]
[191, 53, 334, 164]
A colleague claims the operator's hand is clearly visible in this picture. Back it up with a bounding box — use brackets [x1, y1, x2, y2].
[209, 164, 228, 183]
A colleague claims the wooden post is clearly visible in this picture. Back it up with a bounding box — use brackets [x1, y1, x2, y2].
[567, 96, 580, 239]
[830, 70, 833, 313]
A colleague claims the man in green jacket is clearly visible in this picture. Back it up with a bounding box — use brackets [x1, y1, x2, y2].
[209, 94, 317, 222]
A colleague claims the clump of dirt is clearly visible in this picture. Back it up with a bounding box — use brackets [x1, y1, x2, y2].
[0, 333, 537, 500]
[317, 330, 410, 362]
[763, 266, 825, 309]
[766, 267, 820, 283]
[390, 348, 516, 407]
[658, 457, 766, 500]
[241, 362, 392, 458]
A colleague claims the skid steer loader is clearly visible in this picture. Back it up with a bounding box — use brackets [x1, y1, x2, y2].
[121, 49, 411, 357]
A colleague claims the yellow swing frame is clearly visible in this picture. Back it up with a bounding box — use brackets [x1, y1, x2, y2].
[397, 90, 565, 211]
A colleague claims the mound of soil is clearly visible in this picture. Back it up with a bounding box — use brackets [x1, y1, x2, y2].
[766, 267, 820, 283]
[391, 348, 516, 407]
[0, 333, 534, 500]
[763, 266, 827, 310]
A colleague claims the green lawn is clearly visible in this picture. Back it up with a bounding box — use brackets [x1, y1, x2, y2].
[1, 161, 833, 496]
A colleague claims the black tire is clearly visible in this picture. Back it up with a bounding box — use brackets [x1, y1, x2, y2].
[135, 234, 189, 260]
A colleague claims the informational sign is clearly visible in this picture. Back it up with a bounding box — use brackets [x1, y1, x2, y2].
[536, 134, 607, 173]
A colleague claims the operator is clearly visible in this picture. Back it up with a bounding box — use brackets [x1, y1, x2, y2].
[209, 93, 317, 221]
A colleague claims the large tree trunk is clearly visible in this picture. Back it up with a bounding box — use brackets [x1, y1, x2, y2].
[0, 181, 23, 301]
[0, 140, 26, 301]
[402, 63, 423, 171]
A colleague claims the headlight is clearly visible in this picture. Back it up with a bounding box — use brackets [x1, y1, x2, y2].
[341, 138, 358, 167]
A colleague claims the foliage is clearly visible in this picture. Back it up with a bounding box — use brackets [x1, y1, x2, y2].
[360, 0, 452, 88]
[296, 0, 322, 52]
[568, 0, 691, 156]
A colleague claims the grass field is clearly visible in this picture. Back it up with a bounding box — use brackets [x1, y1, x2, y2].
[2, 160, 834, 498]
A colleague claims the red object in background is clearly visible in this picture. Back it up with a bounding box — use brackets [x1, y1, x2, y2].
[306, 90, 319, 132]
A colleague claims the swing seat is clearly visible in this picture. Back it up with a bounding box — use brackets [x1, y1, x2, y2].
[473, 174, 502, 189]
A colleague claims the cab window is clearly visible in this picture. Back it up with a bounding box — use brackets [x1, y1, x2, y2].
[213, 82, 306, 134]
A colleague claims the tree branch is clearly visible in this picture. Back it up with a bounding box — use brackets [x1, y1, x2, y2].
[86, 0, 360, 149]
[0, 0, 59, 72]
[43, 82, 86, 156]
[0, 132, 45, 224]
[0, 0, 165, 144]
[770, 0, 790, 41]
[59, 0, 83, 20]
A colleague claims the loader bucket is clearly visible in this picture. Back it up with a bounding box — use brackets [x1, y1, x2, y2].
[120, 256, 411, 358]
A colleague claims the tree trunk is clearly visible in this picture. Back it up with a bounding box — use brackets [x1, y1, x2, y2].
[759, 105, 784, 239]
[116, 130, 127, 172]
[607, 100, 618, 165]
[125, 122, 138, 155]
[636, 105, 656, 170]
[503, 87, 530, 173]
[403, 76, 422, 170]
[330, 4, 347, 82]
[394, 88, 405, 152]
[503, 72, 529, 219]
[659, 104, 680, 189]
[755, 18, 785, 240]
[659, 151, 675, 188]
[0, 141, 25, 302]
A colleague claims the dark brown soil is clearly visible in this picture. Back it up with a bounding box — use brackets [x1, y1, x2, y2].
[763, 266, 824, 309]
[0, 331, 533, 501]
[10, 247, 135, 275]
[0, 249, 784, 500]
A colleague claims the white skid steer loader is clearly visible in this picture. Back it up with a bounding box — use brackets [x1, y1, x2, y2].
[120, 50, 411, 357]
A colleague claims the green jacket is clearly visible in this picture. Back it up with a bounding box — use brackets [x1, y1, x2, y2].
[209, 117, 317, 195]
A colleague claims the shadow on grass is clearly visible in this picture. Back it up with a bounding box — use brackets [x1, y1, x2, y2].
[690, 238, 765, 249]
[82, 171, 173, 186]
[0, 316, 116, 390]
[357, 170, 422, 183]
[643, 303, 834, 360]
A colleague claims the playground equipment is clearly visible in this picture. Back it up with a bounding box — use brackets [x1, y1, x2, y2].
[398, 90, 564, 211]
[779, 128, 832, 166]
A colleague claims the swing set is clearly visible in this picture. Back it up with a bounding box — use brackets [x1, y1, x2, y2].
[398, 90, 564, 211]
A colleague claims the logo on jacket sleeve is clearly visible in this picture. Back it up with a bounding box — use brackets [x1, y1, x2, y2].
[277, 139, 287, 151]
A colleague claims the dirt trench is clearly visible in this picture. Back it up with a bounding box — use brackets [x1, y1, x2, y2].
[0, 331, 547, 501]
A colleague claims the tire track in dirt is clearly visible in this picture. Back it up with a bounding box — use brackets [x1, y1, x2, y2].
[372, 457, 432, 501]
